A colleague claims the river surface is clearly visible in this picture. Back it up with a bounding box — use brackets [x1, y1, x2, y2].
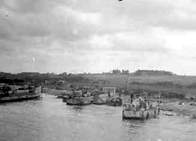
[0, 94, 196, 141]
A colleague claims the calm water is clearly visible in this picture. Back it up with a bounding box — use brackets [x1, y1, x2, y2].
[0, 94, 196, 141]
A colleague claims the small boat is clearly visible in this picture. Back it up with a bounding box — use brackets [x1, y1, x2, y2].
[122, 99, 159, 120]
[57, 91, 72, 101]
[93, 93, 108, 105]
[0, 94, 40, 102]
[66, 96, 93, 105]
[57, 94, 64, 99]
[65, 90, 93, 105]
[62, 95, 71, 102]
[106, 97, 122, 106]
[162, 111, 176, 116]
[93, 91, 122, 106]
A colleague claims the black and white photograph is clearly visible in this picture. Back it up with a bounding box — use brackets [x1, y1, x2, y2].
[0, 0, 196, 141]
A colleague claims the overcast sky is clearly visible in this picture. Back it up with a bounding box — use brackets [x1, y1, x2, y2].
[1, 0, 196, 75]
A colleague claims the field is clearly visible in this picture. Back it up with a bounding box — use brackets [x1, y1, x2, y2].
[1, 71, 196, 97]
[82, 74, 196, 97]
[83, 74, 196, 85]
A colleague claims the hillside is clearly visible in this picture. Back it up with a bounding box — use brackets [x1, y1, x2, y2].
[1, 70, 196, 97]
[82, 71, 196, 97]
[133, 70, 174, 76]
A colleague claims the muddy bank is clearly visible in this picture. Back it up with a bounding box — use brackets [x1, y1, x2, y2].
[160, 100, 196, 118]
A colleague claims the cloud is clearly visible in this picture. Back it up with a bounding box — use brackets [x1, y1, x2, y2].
[1, 0, 53, 14]
[73, 0, 196, 31]
[1, 0, 196, 74]
[0, 1, 102, 42]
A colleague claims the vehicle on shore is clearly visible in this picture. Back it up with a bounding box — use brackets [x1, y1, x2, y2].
[0, 84, 41, 103]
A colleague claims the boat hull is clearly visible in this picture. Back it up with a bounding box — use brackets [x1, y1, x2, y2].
[62, 95, 71, 102]
[0, 94, 40, 103]
[66, 96, 93, 105]
[93, 97, 106, 105]
[93, 94, 107, 105]
[106, 97, 122, 106]
[122, 108, 159, 120]
[0, 86, 41, 103]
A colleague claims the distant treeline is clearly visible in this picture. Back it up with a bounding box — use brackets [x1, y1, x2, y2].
[102, 69, 174, 76]
[133, 70, 174, 76]
[111, 69, 129, 74]
[130, 81, 183, 88]
[0, 72, 90, 86]
[1, 70, 196, 90]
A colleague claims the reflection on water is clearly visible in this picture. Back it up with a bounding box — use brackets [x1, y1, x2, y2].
[0, 94, 196, 141]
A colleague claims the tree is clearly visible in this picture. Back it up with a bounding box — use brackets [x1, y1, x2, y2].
[122, 69, 129, 74]
[112, 69, 121, 74]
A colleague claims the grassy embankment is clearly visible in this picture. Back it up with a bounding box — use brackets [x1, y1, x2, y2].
[82, 73, 196, 118]
[83, 74, 196, 97]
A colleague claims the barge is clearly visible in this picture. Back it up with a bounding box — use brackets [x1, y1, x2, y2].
[122, 97, 159, 120]
[0, 85, 41, 103]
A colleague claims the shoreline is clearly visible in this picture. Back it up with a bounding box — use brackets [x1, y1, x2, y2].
[160, 100, 196, 119]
